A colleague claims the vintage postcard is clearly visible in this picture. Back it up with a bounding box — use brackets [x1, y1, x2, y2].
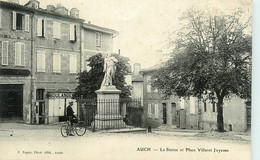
[0, 0, 256, 159]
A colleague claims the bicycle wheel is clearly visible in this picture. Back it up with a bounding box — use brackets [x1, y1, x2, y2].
[61, 122, 70, 137]
[75, 121, 86, 136]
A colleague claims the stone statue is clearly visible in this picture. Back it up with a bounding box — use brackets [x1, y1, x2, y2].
[101, 54, 118, 86]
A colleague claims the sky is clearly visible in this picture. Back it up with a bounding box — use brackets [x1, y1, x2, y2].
[10, 0, 252, 69]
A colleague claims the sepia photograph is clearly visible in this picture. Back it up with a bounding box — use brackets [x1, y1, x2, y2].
[0, 0, 255, 159]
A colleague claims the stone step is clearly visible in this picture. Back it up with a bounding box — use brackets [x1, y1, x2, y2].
[102, 127, 147, 133]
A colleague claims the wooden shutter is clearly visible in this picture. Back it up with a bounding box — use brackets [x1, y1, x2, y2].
[15, 43, 21, 65]
[12, 11, 16, 30]
[25, 14, 30, 32]
[2, 41, 8, 65]
[0, 10, 2, 28]
[53, 53, 61, 72]
[43, 19, 46, 37]
[53, 22, 61, 39]
[70, 24, 75, 41]
[37, 51, 45, 72]
[37, 18, 42, 36]
[21, 43, 25, 66]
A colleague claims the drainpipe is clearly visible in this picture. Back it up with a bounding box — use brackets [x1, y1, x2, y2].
[30, 13, 35, 124]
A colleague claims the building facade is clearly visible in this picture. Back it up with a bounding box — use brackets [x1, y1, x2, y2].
[137, 65, 251, 132]
[0, 0, 118, 124]
[0, 1, 33, 123]
[81, 22, 118, 71]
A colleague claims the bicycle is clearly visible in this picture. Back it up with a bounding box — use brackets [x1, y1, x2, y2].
[61, 117, 87, 137]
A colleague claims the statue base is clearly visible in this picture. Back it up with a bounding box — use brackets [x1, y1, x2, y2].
[94, 85, 126, 129]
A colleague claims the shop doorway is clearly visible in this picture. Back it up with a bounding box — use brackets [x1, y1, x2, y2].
[0, 84, 23, 121]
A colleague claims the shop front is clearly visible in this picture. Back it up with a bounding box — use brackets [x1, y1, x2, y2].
[46, 91, 77, 124]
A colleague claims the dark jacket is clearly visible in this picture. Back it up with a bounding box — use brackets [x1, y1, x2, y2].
[66, 105, 74, 117]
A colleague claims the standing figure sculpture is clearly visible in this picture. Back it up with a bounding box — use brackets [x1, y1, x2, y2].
[101, 54, 118, 86]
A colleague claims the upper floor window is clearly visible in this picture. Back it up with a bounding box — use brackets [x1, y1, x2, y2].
[70, 24, 77, 42]
[1, 41, 8, 65]
[12, 11, 29, 32]
[53, 21, 61, 39]
[96, 32, 102, 47]
[53, 53, 61, 73]
[15, 42, 25, 66]
[69, 54, 77, 73]
[36, 51, 45, 72]
[37, 18, 46, 37]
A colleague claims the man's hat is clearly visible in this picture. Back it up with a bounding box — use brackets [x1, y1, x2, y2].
[69, 101, 74, 104]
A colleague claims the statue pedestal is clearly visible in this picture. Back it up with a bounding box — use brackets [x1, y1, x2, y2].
[94, 86, 126, 129]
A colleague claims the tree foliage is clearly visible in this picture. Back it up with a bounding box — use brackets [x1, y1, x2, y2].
[73, 53, 132, 99]
[152, 8, 252, 132]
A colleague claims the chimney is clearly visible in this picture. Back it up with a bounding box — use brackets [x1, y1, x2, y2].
[70, 8, 79, 18]
[7, 0, 19, 4]
[133, 63, 141, 76]
[47, 5, 55, 12]
[55, 4, 68, 16]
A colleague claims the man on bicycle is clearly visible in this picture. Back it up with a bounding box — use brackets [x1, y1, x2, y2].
[66, 101, 77, 136]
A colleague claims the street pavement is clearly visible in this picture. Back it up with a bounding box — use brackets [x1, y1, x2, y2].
[0, 123, 251, 160]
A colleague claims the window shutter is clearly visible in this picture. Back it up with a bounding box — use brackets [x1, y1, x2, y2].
[148, 104, 152, 118]
[0, 10, 2, 28]
[21, 44, 25, 66]
[43, 19, 46, 37]
[15, 43, 21, 65]
[12, 11, 16, 30]
[70, 24, 75, 41]
[37, 51, 45, 72]
[57, 54, 61, 72]
[25, 14, 30, 32]
[37, 18, 42, 36]
[2, 41, 8, 65]
[53, 22, 61, 39]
